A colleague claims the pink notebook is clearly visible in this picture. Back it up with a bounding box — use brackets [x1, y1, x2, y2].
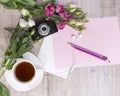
[52, 17, 120, 68]
[39, 17, 120, 69]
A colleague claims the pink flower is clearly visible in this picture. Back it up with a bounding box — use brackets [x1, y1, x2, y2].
[56, 5, 64, 13]
[59, 11, 71, 20]
[45, 3, 55, 17]
[57, 22, 66, 30]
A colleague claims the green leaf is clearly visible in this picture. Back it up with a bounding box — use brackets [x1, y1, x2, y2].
[0, 56, 9, 68]
[15, 0, 35, 6]
[22, 37, 29, 44]
[51, 15, 63, 22]
[17, 43, 28, 53]
[48, 0, 56, 5]
[15, 4, 24, 9]
[11, 40, 17, 57]
[22, 44, 33, 54]
[31, 8, 46, 17]
[17, 44, 33, 57]
[0, 1, 17, 9]
[5, 58, 15, 70]
[5, 49, 11, 56]
[24, 0, 35, 6]
[0, 0, 9, 3]
[0, 83, 10, 96]
[10, 25, 21, 44]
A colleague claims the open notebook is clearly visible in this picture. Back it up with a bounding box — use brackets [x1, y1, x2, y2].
[38, 17, 120, 76]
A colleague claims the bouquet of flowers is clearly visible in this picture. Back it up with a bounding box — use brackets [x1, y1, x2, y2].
[0, 0, 88, 77]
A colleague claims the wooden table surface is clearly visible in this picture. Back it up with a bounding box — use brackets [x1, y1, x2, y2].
[0, 0, 120, 96]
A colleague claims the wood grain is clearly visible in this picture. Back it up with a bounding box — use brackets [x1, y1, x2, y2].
[1, 0, 120, 96]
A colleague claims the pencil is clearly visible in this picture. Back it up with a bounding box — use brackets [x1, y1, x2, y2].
[68, 42, 110, 63]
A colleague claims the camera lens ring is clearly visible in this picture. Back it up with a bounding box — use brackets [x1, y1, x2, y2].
[38, 23, 50, 36]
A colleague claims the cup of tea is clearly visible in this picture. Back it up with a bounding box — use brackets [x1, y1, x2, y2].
[12, 59, 37, 83]
[5, 52, 44, 91]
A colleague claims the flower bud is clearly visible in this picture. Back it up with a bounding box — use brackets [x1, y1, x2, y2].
[21, 9, 30, 16]
[57, 22, 66, 30]
[69, 8, 76, 13]
[68, 20, 76, 25]
[83, 13, 88, 17]
[78, 26, 86, 32]
[75, 22, 83, 26]
[75, 9, 82, 15]
[68, 4, 77, 9]
[45, 3, 55, 18]
[31, 30, 35, 36]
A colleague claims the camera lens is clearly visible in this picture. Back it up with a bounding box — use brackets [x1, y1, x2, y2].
[38, 23, 50, 36]
[42, 27, 46, 31]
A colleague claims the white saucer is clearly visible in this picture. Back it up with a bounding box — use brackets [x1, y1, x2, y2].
[5, 52, 44, 92]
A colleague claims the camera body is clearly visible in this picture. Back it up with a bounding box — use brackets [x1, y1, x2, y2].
[30, 19, 58, 41]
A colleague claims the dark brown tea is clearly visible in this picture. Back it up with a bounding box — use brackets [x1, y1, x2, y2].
[15, 61, 35, 82]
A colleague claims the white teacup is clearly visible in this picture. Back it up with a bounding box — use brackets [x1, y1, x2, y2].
[5, 52, 44, 91]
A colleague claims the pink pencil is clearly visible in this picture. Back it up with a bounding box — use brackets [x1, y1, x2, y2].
[68, 42, 110, 63]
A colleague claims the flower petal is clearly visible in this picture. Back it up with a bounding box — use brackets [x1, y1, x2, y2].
[45, 3, 55, 17]
[57, 22, 66, 30]
[28, 19, 35, 27]
[19, 19, 27, 28]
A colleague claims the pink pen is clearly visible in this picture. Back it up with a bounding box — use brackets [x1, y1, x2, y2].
[68, 42, 110, 63]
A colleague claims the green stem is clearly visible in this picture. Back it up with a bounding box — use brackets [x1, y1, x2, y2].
[0, 69, 6, 78]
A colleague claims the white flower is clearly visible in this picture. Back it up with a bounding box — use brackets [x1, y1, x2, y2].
[21, 9, 30, 16]
[19, 19, 35, 28]
[28, 19, 35, 27]
[19, 19, 27, 27]
[68, 4, 77, 9]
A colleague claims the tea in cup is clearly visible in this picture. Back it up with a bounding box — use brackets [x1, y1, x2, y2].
[12, 60, 36, 83]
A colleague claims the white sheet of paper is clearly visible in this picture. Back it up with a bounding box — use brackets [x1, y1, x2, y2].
[38, 35, 70, 79]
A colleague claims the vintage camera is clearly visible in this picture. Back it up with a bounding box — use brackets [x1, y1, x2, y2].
[30, 19, 58, 41]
